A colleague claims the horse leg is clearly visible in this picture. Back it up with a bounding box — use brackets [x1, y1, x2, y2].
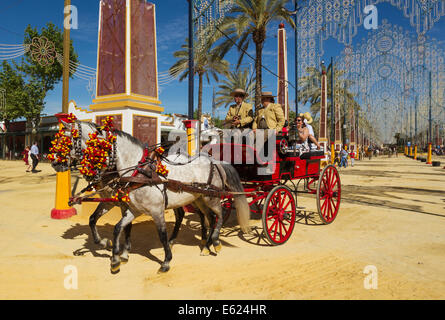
[120, 205, 133, 264]
[110, 209, 135, 274]
[197, 209, 209, 247]
[168, 207, 185, 247]
[192, 199, 214, 256]
[89, 202, 115, 249]
[206, 198, 224, 254]
[151, 211, 172, 273]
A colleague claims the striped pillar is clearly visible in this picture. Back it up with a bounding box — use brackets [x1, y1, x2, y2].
[277, 23, 289, 121]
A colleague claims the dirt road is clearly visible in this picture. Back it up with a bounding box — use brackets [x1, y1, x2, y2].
[1, 155, 444, 299]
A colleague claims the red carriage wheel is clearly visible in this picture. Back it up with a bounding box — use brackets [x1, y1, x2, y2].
[262, 185, 296, 245]
[316, 165, 341, 224]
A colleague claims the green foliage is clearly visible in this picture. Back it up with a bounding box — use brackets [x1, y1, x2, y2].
[212, 117, 225, 129]
[170, 33, 228, 129]
[20, 23, 78, 93]
[216, 0, 296, 107]
[0, 61, 27, 123]
[215, 67, 255, 110]
[0, 23, 78, 129]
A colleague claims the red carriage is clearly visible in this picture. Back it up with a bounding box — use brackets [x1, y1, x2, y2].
[206, 135, 341, 245]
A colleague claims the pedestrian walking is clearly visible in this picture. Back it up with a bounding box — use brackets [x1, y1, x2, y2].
[30, 142, 40, 173]
[340, 148, 348, 168]
[22, 146, 32, 172]
[350, 150, 355, 167]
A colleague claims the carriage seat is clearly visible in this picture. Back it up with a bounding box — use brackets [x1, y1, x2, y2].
[299, 150, 324, 160]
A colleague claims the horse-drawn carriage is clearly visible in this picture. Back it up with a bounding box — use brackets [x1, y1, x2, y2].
[54, 117, 341, 273]
[206, 134, 342, 245]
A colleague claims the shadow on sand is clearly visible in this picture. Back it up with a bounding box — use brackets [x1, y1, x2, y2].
[61, 213, 239, 267]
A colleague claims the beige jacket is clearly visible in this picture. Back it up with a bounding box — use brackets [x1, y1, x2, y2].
[225, 101, 254, 128]
[252, 103, 286, 131]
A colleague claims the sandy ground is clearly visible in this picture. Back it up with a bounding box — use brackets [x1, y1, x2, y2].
[0, 154, 445, 300]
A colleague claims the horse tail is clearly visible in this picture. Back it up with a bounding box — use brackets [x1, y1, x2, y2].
[220, 163, 251, 233]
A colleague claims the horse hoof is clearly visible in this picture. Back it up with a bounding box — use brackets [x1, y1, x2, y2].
[200, 247, 210, 256]
[214, 243, 222, 253]
[110, 262, 121, 274]
[100, 239, 113, 250]
[120, 257, 129, 265]
[157, 266, 170, 274]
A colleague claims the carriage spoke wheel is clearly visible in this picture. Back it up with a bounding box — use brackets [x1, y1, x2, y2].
[262, 185, 296, 245]
[317, 165, 341, 224]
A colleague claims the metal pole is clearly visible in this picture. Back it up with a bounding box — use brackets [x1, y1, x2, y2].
[62, 0, 71, 114]
[330, 57, 335, 143]
[410, 102, 412, 143]
[429, 71, 432, 143]
[415, 95, 418, 145]
[294, 0, 298, 115]
[188, 0, 194, 120]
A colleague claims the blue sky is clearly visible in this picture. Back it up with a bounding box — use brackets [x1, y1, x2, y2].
[0, 0, 444, 119]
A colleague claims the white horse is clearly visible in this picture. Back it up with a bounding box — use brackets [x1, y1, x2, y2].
[53, 121, 250, 274]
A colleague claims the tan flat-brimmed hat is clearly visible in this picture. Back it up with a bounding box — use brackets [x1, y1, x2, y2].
[261, 91, 276, 99]
[230, 88, 248, 97]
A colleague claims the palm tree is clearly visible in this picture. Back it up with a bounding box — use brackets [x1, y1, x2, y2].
[298, 64, 362, 140]
[169, 38, 229, 134]
[214, 67, 255, 110]
[216, 0, 295, 108]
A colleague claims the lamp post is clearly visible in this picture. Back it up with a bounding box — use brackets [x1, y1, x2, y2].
[294, 0, 299, 115]
[330, 57, 335, 144]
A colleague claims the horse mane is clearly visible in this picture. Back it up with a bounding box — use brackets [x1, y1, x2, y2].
[81, 121, 145, 149]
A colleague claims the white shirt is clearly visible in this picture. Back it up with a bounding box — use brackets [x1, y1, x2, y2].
[304, 119, 315, 136]
[30, 145, 39, 155]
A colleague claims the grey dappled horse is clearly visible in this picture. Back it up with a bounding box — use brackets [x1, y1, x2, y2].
[55, 121, 250, 274]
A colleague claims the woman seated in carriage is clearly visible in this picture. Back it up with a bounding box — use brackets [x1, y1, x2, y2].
[290, 115, 321, 153]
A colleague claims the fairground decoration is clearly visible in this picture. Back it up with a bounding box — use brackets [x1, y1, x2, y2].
[30, 36, 56, 67]
[79, 116, 117, 180]
[112, 189, 130, 203]
[155, 147, 169, 177]
[47, 113, 78, 165]
[335, 21, 445, 144]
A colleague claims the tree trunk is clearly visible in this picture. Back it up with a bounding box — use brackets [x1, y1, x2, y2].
[254, 40, 264, 109]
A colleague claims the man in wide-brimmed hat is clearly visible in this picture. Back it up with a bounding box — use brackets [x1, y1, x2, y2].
[252, 92, 285, 132]
[224, 88, 253, 129]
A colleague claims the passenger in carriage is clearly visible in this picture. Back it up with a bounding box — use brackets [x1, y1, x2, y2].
[293, 115, 310, 151]
[224, 88, 254, 129]
[299, 112, 321, 150]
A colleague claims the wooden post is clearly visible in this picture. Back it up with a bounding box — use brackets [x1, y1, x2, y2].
[51, 2, 77, 220]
